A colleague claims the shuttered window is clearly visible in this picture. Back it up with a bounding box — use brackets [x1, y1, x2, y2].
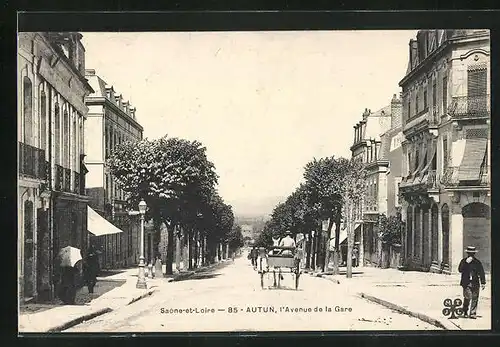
[467, 67, 487, 115]
[468, 67, 487, 96]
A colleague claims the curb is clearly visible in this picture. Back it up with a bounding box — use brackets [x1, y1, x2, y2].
[48, 288, 158, 332]
[359, 293, 458, 330]
[47, 307, 112, 333]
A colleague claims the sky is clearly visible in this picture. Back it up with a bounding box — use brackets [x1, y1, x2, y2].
[81, 30, 417, 217]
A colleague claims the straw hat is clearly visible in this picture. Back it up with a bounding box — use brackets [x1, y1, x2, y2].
[465, 246, 477, 253]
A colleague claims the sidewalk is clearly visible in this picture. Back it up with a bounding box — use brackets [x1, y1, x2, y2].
[19, 260, 234, 333]
[320, 267, 491, 330]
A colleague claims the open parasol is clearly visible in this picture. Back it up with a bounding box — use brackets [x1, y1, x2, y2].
[59, 246, 83, 267]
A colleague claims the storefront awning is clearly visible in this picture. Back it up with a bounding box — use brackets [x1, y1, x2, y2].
[87, 206, 124, 236]
[458, 139, 488, 181]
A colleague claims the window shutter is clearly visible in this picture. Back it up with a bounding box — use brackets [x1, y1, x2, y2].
[468, 68, 487, 97]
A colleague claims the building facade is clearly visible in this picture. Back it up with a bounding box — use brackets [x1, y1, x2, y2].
[399, 30, 490, 273]
[18, 32, 93, 302]
[350, 103, 393, 266]
[84, 69, 144, 269]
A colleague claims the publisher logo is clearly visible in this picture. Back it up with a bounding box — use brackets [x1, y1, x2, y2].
[442, 298, 464, 319]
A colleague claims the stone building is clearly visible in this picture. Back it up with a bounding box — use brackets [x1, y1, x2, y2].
[84, 69, 144, 269]
[18, 32, 93, 302]
[349, 101, 393, 266]
[399, 30, 490, 273]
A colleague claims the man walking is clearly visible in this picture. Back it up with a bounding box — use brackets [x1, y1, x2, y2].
[458, 246, 486, 319]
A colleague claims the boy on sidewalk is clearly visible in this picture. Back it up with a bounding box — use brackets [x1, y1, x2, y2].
[458, 246, 486, 319]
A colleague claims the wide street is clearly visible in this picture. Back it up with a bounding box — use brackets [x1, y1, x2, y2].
[67, 254, 438, 332]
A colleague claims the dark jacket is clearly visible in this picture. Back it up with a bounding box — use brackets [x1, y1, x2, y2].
[458, 257, 486, 287]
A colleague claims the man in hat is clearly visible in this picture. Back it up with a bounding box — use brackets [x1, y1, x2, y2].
[458, 246, 486, 319]
[279, 231, 296, 254]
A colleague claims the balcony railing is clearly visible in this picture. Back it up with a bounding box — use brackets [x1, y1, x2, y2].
[64, 168, 71, 192]
[19, 142, 47, 180]
[441, 166, 490, 187]
[73, 171, 81, 194]
[55, 164, 64, 191]
[450, 95, 490, 119]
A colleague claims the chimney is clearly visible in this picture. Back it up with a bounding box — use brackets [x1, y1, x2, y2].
[129, 107, 136, 119]
[391, 93, 403, 129]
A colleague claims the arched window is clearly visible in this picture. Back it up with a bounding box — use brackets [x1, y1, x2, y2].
[40, 90, 47, 151]
[431, 204, 439, 262]
[441, 204, 450, 266]
[23, 77, 33, 144]
[54, 103, 60, 165]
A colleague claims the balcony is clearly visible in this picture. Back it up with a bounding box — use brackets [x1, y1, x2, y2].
[450, 95, 490, 120]
[18, 142, 47, 181]
[441, 165, 490, 188]
[55, 165, 72, 193]
[73, 171, 81, 195]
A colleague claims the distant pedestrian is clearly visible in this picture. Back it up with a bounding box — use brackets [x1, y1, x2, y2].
[83, 243, 100, 294]
[458, 246, 486, 319]
[352, 243, 360, 267]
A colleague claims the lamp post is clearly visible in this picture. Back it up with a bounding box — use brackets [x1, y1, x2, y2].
[129, 199, 147, 289]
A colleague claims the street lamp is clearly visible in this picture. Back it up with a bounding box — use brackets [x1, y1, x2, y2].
[129, 199, 148, 289]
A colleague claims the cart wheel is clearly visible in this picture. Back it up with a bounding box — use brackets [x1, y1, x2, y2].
[260, 272, 264, 289]
[295, 272, 300, 290]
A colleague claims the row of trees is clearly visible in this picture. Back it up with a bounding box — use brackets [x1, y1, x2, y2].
[255, 156, 367, 278]
[108, 135, 243, 275]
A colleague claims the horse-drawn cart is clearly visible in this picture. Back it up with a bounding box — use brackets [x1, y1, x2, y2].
[257, 246, 301, 290]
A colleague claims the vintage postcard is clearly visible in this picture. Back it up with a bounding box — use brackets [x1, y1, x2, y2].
[18, 27, 491, 333]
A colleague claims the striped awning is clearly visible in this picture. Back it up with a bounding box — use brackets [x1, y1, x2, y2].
[458, 139, 488, 181]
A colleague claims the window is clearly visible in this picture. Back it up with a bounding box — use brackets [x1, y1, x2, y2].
[40, 90, 47, 150]
[416, 94, 419, 113]
[63, 109, 69, 167]
[442, 137, 448, 171]
[467, 67, 487, 115]
[408, 99, 411, 120]
[432, 81, 437, 122]
[423, 90, 428, 110]
[23, 77, 33, 144]
[73, 116, 77, 170]
[443, 76, 448, 114]
[415, 149, 420, 172]
[54, 103, 60, 165]
[407, 153, 412, 174]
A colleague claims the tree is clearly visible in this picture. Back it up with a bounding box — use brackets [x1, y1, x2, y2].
[342, 158, 368, 278]
[303, 156, 350, 274]
[227, 224, 244, 253]
[107, 135, 218, 275]
[378, 213, 404, 246]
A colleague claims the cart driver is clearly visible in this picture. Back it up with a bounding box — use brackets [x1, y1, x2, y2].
[279, 231, 296, 256]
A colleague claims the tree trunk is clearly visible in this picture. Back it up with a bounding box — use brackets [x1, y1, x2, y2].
[311, 231, 316, 270]
[175, 229, 181, 272]
[346, 204, 354, 279]
[201, 236, 206, 266]
[322, 217, 335, 273]
[194, 231, 199, 268]
[315, 228, 322, 271]
[165, 224, 175, 275]
[331, 212, 342, 275]
[305, 231, 311, 269]
[188, 229, 193, 270]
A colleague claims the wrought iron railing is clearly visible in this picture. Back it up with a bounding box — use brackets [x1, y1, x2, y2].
[440, 166, 490, 187]
[64, 168, 71, 192]
[55, 164, 64, 191]
[450, 95, 490, 119]
[18, 142, 47, 180]
[73, 171, 80, 194]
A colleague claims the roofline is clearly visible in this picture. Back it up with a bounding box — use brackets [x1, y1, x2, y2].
[86, 96, 144, 131]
